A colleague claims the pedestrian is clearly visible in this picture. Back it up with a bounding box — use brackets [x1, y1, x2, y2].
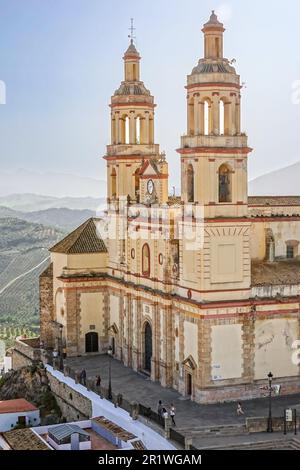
[81, 368, 87, 386]
[96, 375, 101, 389]
[157, 400, 163, 417]
[162, 407, 169, 419]
[237, 402, 244, 416]
[170, 403, 176, 426]
[52, 348, 58, 359]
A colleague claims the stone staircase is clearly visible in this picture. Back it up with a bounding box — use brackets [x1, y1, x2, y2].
[198, 437, 300, 450]
[177, 423, 248, 438]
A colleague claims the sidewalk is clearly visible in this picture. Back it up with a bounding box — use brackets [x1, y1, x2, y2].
[66, 354, 300, 431]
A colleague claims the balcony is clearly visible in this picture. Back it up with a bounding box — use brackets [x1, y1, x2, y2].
[106, 143, 160, 157]
[180, 134, 248, 150]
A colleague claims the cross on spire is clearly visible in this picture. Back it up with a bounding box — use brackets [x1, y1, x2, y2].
[128, 18, 136, 44]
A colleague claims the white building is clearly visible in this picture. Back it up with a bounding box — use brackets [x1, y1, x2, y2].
[0, 398, 40, 432]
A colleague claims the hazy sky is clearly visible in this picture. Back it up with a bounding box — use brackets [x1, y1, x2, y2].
[0, 0, 300, 190]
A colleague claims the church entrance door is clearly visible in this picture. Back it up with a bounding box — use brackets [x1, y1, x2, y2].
[144, 322, 152, 372]
[85, 332, 99, 353]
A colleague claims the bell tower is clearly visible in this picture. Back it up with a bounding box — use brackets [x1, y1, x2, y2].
[177, 12, 252, 302]
[178, 11, 252, 218]
[105, 27, 167, 204]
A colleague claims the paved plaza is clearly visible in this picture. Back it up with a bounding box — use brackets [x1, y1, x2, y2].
[66, 354, 300, 432]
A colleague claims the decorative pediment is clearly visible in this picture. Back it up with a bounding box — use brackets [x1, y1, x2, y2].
[139, 159, 159, 177]
[182, 355, 197, 370]
[109, 323, 119, 335]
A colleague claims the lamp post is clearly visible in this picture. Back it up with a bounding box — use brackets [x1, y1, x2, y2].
[267, 371, 273, 433]
[107, 345, 113, 400]
[59, 324, 64, 371]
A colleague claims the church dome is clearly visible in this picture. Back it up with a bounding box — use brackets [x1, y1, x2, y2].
[191, 60, 236, 75]
[114, 81, 150, 96]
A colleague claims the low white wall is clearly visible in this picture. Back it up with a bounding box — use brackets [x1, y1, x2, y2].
[45, 366, 175, 450]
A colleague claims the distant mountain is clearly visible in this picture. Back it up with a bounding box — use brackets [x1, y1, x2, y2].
[0, 169, 106, 198]
[249, 162, 300, 196]
[0, 206, 94, 231]
[0, 193, 105, 212]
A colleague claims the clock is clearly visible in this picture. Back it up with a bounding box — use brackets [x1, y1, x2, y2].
[147, 179, 154, 195]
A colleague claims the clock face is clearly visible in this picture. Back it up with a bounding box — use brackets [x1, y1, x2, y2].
[147, 179, 154, 195]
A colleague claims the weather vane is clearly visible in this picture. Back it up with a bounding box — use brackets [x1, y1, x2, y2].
[128, 18, 136, 43]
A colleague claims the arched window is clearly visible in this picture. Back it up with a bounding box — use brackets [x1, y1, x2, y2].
[136, 117, 141, 144]
[134, 168, 140, 201]
[111, 167, 117, 198]
[286, 240, 299, 259]
[219, 100, 225, 135]
[204, 100, 211, 135]
[125, 116, 130, 144]
[142, 243, 150, 277]
[187, 164, 195, 203]
[218, 164, 232, 203]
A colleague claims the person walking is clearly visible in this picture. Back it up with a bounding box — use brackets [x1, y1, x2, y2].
[96, 375, 101, 391]
[157, 400, 163, 417]
[81, 368, 87, 386]
[161, 407, 169, 419]
[237, 402, 244, 416]
[170, 403, 176, 426]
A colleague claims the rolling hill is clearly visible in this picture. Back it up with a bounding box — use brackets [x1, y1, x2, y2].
[0, 218, 64, 327]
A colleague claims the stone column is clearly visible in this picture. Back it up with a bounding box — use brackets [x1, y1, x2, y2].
[230, 93, 237, 135]
[144, 112, 150, 144]
[212, 93, 220, 135]
[242, 311, 255, 383]
[118, 115, 123, 144]
[129, 112, 136, 144]
[236, 95, 241, 134]
[193, 95, 200, 135]
[65, 289, 79, 357]
[199, 101, 205, 135]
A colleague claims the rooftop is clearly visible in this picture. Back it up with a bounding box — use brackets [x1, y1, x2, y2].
[1, 428, 49, 450]
[248, 196, 300, 206]
[0, 398, 38, 414]
[252, 259, 300, 286]
[50, 218, 107, 255]
[49, 423, 90, 441]
[92, 416, 136, 441]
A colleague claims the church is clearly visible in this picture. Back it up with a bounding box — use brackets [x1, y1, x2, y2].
[40, 12, 300, 403]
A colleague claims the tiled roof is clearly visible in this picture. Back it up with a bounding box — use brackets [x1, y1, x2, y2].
[248, 196, 300, 206]
[252, 260, 300, 286]
[0, 398, 38, 414]
[50, 218, 107, 254]
[124, 40, 140, 57]
[1, 428, 49, 450]
[92, 417, 136, 441]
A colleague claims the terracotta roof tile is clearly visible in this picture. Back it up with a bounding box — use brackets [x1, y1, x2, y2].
[248, 196, 300, 206]
[252, 260, 300, 286]
[50, 218, 107, 254]
[0, 398, 38, 414]
[1, 428, 49, 450]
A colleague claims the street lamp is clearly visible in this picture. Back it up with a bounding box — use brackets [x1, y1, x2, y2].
[267, 371, 273, 433]
[107, 345, 113, 400]
[59, 324, 64, 371]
